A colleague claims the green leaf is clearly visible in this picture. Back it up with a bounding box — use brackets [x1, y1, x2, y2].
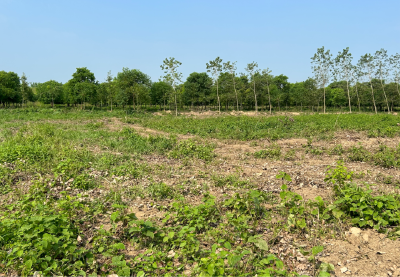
[25, 259, 33, 269]
[137, 271, 145, 277]
[312, 245, 324, 256]
[207, 264, 215, 275]
[113, 243, 125, 250]
[224, 242, 232, 250]
[111, 211, 120, 222]
[254, 239, 269, 251]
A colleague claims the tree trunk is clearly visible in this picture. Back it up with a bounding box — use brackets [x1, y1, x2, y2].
[253, 75, 258, 113]
[346, 79, 351, 113]
[267, 84, 272, 114]
[232, 75, 239, 111]
[323, 86, 326, 114]
[380, 79, 390, 114]
[216, 79, 221, 113]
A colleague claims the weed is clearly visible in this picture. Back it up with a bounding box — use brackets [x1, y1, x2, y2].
[168, 139, 215, 161]
[254, 144, 281, 159]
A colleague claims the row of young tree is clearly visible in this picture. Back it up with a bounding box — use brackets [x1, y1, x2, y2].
[1, 47, 399, 114]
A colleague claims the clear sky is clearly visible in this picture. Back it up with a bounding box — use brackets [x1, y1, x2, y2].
[1, 0, 399, 84]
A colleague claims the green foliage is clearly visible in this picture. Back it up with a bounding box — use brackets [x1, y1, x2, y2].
[168, 139, 215, 161]
[0, 187, 91, 276]
[333, 184, 400, 229]
[212, 174, 249, 188]
[169, 195, 221, 233]
[254, 144, 281, 159]
[147, 182, 175, 200]
[121, 128, 176, 154]
[325, 160, 353, 186]
[224, 190, 268, 219]
[347, 145, 370, 162]
[136, 114, 400, 141]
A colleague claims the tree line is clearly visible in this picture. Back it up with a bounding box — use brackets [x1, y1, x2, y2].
[1, 47, 399, 113]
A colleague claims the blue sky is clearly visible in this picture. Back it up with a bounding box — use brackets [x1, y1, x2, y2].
[1, 0, 399, 84]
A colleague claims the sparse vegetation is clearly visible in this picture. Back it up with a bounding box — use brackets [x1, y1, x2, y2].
[1, 109, 400, 276]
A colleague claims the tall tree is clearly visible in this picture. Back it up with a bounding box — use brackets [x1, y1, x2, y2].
[349, 64, 362, 112]
[374, 48, 390, 113]
[0, 71, 20, 106]
[358, 54, 377, 114]
[183, 72, 212, 110]
[64, 67, 97, 108]
[106, 71, 116, 111]
[223, 61, 239, 111]
[206, 57, 223, 113]
[20, 73, 34, 106]
[161, 57, 182, 116]
[389, 53, 400, 98]
[150, 81, 172, 110]
[261, 68, 273, 114]
[116, 68, 151, 109]
[334, 47, 353, 113]
[245, 62, 259, 112]
[311, 46, 333, 113]
[36, 80, 63, 107]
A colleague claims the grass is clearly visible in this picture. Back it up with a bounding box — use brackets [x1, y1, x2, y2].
[134, 113, 400, 140]
[1, 108, 400, 276]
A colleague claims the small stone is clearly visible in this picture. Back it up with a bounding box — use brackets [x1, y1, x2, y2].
[349, 227, 361, 236]
[77, 235, 82, 243]
[362, 233, 369, 242]
[107, 274, 118, 277]
[167, 250, 175, 258]
[341, 267, 348, 273]
[338, 262, 342, 266]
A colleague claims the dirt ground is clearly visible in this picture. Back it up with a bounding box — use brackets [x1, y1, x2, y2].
[99, 117, 400, 276]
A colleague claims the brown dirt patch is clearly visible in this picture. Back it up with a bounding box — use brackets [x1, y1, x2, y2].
[320, 227, 400, 276]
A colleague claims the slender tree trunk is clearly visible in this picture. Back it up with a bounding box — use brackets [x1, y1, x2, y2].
[216, 79, 221, 113]
[232, 75, 239, 111]
[380, 79, 390, 114]
[346, 79, 351, 113]
[267, 84, 272, 114]
[355, 83, 361, 112]
[253, 75, 258, 113]
[368, 72, 377, 114]
[174, 88, 177, 116]
[323, 85, 326, 114]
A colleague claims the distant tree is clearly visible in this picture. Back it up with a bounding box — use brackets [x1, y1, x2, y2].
[273, 74, 290, 110]
[206, 57, 223, 113]
[36, 80, 63, 107]
[358, 54, 377, 113]
[311, 46, 333, 113]
[334, 47, 353, 112]
[349, 64, 363, 112]
[389, 53, 400, 99]
[245, 62, 259, 112]
[150, 81, 172, 110]
[20, 73, 34, 106]
[374, 48, 390, 113]
[223, 61, 239, 111]
[259, 69, 273, 114]
[64, 67, 97, 108]
[161, 57, 182, 116]
[105, 71, 116, 111]
[116, 68, 151, 109]
[0, 71, 20, 106]
[183, 72, 212, 110]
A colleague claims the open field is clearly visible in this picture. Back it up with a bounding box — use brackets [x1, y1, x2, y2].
[1, 109, 400, 276]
